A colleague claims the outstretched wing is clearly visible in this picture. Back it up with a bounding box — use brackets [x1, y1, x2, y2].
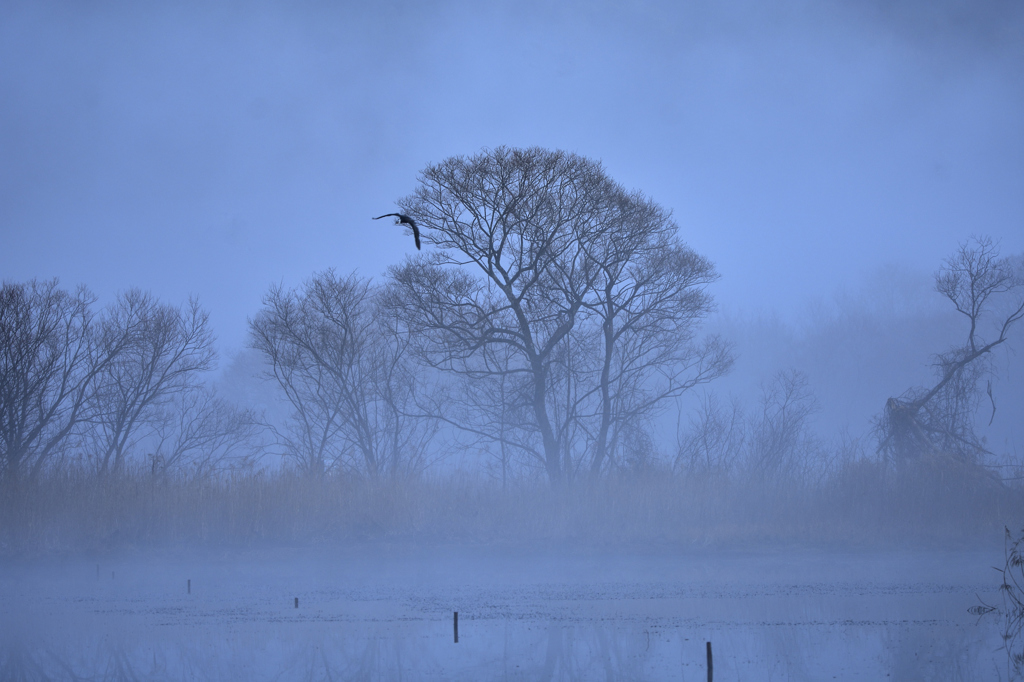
[410, 220, 421, 250]
[373, 213, 421, 249]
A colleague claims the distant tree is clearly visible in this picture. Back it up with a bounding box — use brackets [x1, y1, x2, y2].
[746, 369, 819, 478]
[676, 371, 821, 480]
[85, 290, 215, 475]
[675, 392, 745, 475]
[150, 386, 263, 479]
[878, 236, 1024, 466]
[385, 147, 729, 485]
[250, 270, 437, 478]
[0, 280, 125, 482]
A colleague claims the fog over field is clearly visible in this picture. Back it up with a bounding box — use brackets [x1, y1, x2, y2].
[2, 0, 1024, 679]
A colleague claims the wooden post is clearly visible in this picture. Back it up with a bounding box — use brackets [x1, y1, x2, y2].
[294, 597, 298, 609]
[454, 611, 459, 643]
[706, 641, 713, 682]
[187, 579, 191, 595]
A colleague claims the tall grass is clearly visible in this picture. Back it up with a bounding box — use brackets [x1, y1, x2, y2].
[1, 459, 1019, 555]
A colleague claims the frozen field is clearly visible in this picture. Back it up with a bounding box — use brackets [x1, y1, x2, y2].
[0, 546, 1012, 680]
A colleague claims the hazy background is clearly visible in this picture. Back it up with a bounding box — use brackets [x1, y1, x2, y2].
[3, 0, 1023, 460]
[3, 0, 1022, 346]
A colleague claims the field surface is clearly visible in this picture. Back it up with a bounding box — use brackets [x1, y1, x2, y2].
[0, 546, 1010, 680]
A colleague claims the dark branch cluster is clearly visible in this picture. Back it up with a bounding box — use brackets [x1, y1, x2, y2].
[877, 236, 1024, 466]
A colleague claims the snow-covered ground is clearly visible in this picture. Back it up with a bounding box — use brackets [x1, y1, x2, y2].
[0, 546, 1010, 680]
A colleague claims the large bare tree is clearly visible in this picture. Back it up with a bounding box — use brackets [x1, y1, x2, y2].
[878, 236, 1024, 465]
[385, 147, 730, 485]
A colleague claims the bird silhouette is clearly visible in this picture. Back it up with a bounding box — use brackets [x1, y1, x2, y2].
[373, 213, 421, 250]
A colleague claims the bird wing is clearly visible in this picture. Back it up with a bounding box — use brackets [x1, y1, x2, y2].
[373, 213, 421, 249]
[400, 216, 421, 249]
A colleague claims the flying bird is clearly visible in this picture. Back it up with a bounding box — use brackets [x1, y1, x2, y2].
[373, 213, 421, 250]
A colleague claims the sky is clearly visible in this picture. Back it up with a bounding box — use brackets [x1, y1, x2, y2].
[2, 0, 1022, 358]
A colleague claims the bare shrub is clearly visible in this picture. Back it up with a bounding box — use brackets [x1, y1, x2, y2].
[1000, 527, 1024, 677]
[745, 370, 819, 479]
[675, 392, 745, 476]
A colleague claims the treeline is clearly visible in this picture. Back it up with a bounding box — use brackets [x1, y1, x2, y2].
[0, 281, 260, 482]
[3, 148, 736, 486]
[2, 148, 1023, 537]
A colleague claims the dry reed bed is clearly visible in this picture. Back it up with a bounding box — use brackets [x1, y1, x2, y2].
[0, 463, 1019, 555]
